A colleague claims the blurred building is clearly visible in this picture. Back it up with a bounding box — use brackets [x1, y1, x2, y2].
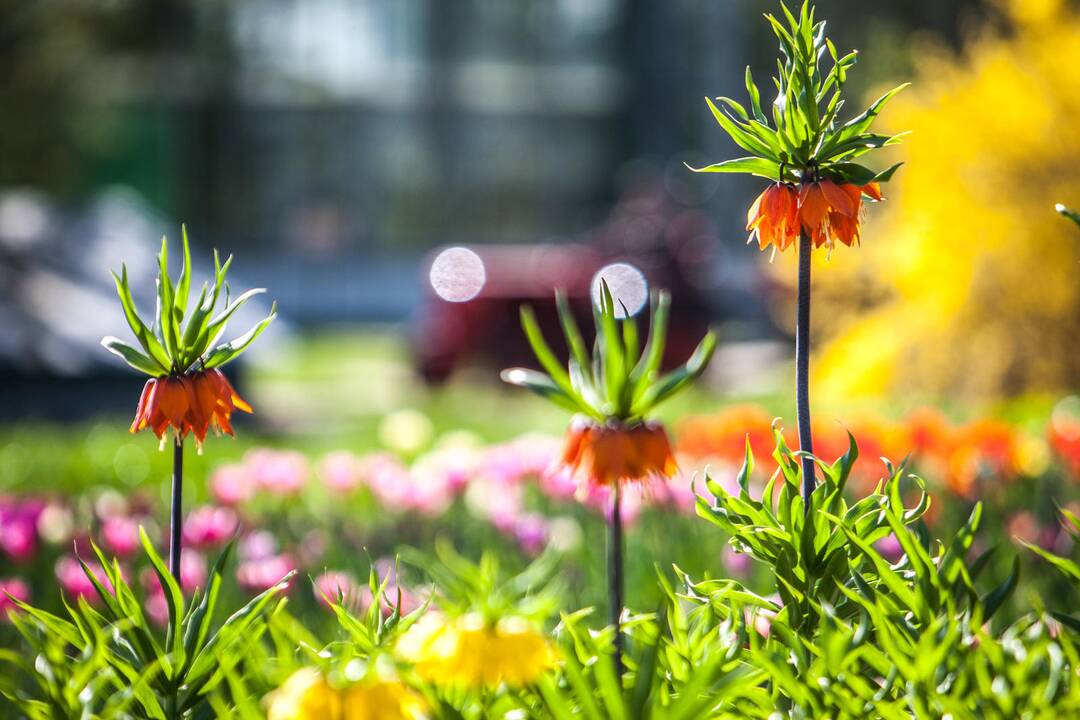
[0, 0, 990, 389]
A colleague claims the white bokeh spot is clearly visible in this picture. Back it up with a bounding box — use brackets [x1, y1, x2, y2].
[429, 247, 486, 302]
[591, 262, 648, 318]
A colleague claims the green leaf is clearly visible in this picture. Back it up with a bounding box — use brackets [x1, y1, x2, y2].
[182, 541, 234, 677]
[138, 527, 186, 671]
[555, 290, 592, 378]
[513, 304, 593, 417]
[630, 290, 670, 393]
[157, 237, 180, 362]
[820, 83, 909, 157]
[980, 555, 1020, 621]
[174, 225, 193, 320]
[685, 156, 783, 180]
[202, 304, 277, 370]
[705, 97, 778, 160]
[101, 337, 165, 376]
[631, 330, 716, 414]
[500, 368, 583, 413]
[111, 267, 171, 371]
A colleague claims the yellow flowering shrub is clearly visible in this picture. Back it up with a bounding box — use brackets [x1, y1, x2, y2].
[795, 0, 1080, 403]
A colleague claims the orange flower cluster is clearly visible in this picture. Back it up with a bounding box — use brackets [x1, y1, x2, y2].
[747, 180, 882, 253]
[557, 420, 678, 487]
[131, 369, 253, 448]
[1050, 412, 1080, 480]
[677, 405, 1030, 500]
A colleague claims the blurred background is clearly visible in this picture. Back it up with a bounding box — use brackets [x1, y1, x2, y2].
[2, 0, 1080, 636]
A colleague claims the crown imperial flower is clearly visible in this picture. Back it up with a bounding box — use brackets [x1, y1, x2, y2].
[502, 282, 714, 488]
[101, 228, 276, 448]
[692, 1, 906, 254]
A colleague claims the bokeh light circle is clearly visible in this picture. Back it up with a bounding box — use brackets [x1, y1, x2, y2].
[429, 247, 486, 302]
[591, 262, 648, 318]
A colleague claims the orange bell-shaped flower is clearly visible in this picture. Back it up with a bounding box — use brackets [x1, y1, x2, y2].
[131, 369, 253, 448]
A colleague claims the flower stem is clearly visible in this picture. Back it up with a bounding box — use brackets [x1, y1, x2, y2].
[169, 437, 184, 580]
[796, 229, 816, 511]
[609, 483, 624, 672]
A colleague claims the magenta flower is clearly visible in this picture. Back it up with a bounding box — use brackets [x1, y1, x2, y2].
[539, 465, 578, 501]
[246, 449, 309, 496]
[313, 570, 361, 611]
[464, 476, 523, 532]
[319, 451, 364, 495]
[0, 498, 43, 563]
[56, 556, 115, 602]
[874, 534, 905, 563]
[513, 513, 549, 556]
[239, 530, 278, 561]
[363, 453, 412, 508]
[0, 577, 30, 620]
[237, 553, 296, 594]
[0, 518, 36, 563]
[722, 545, 751, 578]
[101, 516, 141, 558]
[485, 434, 561, 486]
[210, 463, 257, 506]
[142, 550, 207, 598]
[183, 505, 239, 550]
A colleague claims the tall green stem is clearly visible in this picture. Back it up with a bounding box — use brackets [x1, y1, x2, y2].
[796, 230, 816, 510]
[609, 483, 624, 672]
[170, 437, 184, 580]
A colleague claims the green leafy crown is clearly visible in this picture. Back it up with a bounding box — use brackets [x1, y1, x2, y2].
[501, 281, 716, 423]
[101, 227, 277, 377]
[689, 0, 908, 187]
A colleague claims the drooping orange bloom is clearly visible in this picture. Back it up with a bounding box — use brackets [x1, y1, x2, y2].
[557, 420, 678, 487]
[131, 369, 253, 448]
[747, 183, 800, 251]
[749, 179, 882, 253]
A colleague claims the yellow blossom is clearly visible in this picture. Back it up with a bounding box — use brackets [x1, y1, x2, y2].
[396, 612, 554, 688]
[266, 668, 427, 720]
[341, 679, 428, 720]
[267, 668, 340, 720]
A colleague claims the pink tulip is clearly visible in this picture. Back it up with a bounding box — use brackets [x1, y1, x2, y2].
[183, 505, 239, 549]
[247, 449, 309, 496]
[874, 534, 905, 563]
[319, 452, 364, 494]
[513, 514, 549, 556]
[240, 530, 278, 561]
[0, 577, 30, 620]
[539, 465, 578, 501]
[464, 477, 522, 532]
[722, 545, 751, 578]
[101, 516, 141, 558]
[237, 553, 295, 594]
[313, 570, 361, 610]
[363, 454, 413, 509]
[56, 556, 114, 601]
[0, 518, 36, 563]
[210, 463, 256, 506]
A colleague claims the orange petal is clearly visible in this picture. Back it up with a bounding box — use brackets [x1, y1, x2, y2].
[157, 378, 189, 432]
[819, 180, 857, 218]
[130, 379, 157, 433]
[746, 188, 768, 231]
[798, 183, 831, 233]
